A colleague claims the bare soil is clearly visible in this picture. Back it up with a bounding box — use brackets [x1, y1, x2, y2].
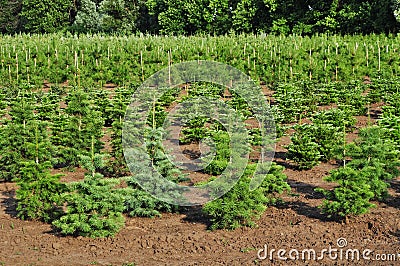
[1, 167, 399, 266]
[0, 92, 399, 265]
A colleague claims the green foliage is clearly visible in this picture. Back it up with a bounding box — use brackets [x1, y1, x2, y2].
[395, 0, 400, 22]
[0, 0, 399, 35]
[104, 88, 130, 177]
[203, 176, 267, 230]
[227, 93, 252, 119]
[379, 95, 400, 149]
[357, 166, 392, 201]
[123, 179, 178, 218]
[232, 0, 277, 33]
[258, 163, 291, 197]
[20, 0, 73, 33]
[0, 97, 54, 181]
[0, 34, 399, 87]
[316, 126, 400, 219]
[53, 144, 125, 238]
[273, 83, 316, 123]
[312, 108, 356, 132]
[204, 0, 231, 34]
[99, 0, 138, 33]
[72, 0, 138, 33]
[149, 0, 209, 35]
[310, 123, 343, 162]
[271, 0, 397, 35]
[0, 0, 21, 34]
[107, 119, 129, 177]
[52, 173, 125, 238]
[346, 126, 400, 181]
[0, 121, 28, 181]
[379, 115, 400, 148]
[286, 131, 321, 170]
[15, 161, 66, 222]
[186, 83, 224, 98]
[52, 88, 104, 167]
[72, 0, 103, 33]
[203, 163, 289, 230]
[203, 131, 231, 175]
[286, 123, 342, 169]
[316, 168, 375, 219]
[180, 117, 210, 144]
[78, 141, 109, 178]
[145, 127, 188, 183]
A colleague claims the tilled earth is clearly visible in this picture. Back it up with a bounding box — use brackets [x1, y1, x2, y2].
[0, 104, 399, 265]
[1, 175, 399, 266]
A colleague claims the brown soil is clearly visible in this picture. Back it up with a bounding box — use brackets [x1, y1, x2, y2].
[1, 174, 399, 266]
[0, 88, 399, 265]
[101, 128, 113, 153]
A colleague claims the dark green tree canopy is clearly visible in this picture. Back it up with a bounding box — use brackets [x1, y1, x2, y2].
[0, 0, 399, 35]
[20, 0, 74, 33]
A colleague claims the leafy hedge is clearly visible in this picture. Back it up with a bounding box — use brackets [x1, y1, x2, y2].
[203, 163, 290, 230]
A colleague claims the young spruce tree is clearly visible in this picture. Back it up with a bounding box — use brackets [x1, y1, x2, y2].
[53, 138, 125, 238]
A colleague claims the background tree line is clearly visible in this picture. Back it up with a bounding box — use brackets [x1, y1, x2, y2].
[1, 0, 400, 35]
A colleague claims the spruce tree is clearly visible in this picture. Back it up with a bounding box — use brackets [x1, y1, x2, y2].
[13, 117, 65, 222]
[105, 88, 130, 177]
[52, 88, 104, 167]
[202, 163, 290, 230]
[53, 140, 125, 238]
[15, 160, 66, 222]
[316, 126, 400, 220]
[316, 167, 375, 219]
[0, 95, 53, 181]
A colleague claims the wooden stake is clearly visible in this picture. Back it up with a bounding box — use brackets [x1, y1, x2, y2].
[140, 50, 144, 81]
[378, 41, 381, 72]
[168, 49, 172, 86]
[15, 53, 18, 82]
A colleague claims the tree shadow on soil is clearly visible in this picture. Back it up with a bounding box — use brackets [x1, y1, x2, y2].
[274, 151, 298, 170]
[180, 206, 212, 228]
[1, 190, 61, 236]
[287, 179, 325, 200]
[368, 108, 382, 120]
[278, 180, 336, 222]
[1, 190, 18, 218]
[282, 201, 336, 222]
[385, 179, 400, 211]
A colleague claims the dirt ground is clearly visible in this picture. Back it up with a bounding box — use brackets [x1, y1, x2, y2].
[0, 98, 399, 265]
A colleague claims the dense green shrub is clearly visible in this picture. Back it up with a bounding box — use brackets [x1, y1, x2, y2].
[316, 167, 376, 219]
[15, 161, 66, 222]
[316, 126, 400, 220]
[0, 96, 55, 181]
[202, 163, 290, 230]
[145, 127, 189, 183]
[286, 131, 321, 170]
[52, 88, 104, 167]
[379, 115, 400, 147]
[312, 108, 357, 132]
[273, 82, 317, 123]
[52, 146, 125, 238]
[52, 173, 125, 238]
[20, 0, 73, 33]
[123, 178, 178, 218]
[346, 126, 400, 181]
[203, 130, 231, 175]
[286, 123, 342, 169]
[180, 116, 210, 144]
